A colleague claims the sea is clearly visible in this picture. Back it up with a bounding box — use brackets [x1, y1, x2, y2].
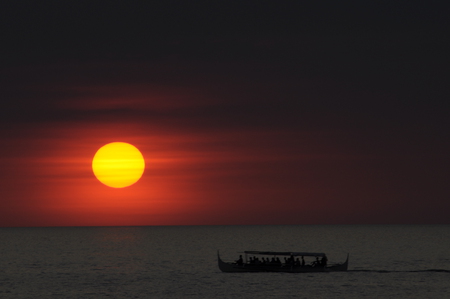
[0, 225, 449, 298]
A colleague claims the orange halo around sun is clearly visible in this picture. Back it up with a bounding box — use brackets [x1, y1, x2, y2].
[92, 142, 145, 188]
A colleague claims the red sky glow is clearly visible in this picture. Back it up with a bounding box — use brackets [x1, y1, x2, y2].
[1, 2, 449, 226]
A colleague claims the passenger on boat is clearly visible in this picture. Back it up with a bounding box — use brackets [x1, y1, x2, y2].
[301, 256, 305, 266]
[312, 257, 320, 267]
[235, 255, 243, 265]
[254, 257, 260, 264]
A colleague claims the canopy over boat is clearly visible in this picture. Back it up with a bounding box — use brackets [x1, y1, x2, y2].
[243, 251, 326, 257]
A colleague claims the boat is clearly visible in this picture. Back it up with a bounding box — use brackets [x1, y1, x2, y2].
[218, 250, 348, 273]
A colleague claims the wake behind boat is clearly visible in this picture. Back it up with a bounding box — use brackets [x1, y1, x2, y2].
[218, 250, 348, 273]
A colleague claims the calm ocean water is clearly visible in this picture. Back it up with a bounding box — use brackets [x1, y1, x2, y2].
[0, 225, 449, 298]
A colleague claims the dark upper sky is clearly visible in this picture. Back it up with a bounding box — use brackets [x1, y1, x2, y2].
[2, 1, 449, 119]
[2, 1, 448, 62]
[1, 1, 449, 226]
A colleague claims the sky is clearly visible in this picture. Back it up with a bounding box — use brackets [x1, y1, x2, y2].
[1, 1, 449, 227]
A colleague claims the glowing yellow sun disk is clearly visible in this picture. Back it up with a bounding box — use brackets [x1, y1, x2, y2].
[92, 142, 145, 188]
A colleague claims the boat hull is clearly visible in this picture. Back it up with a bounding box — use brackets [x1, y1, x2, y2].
[218, 252, 348, 273]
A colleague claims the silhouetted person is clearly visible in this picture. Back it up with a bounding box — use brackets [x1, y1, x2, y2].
[236, 255, 243, 265]
[313, 256, 320, 267]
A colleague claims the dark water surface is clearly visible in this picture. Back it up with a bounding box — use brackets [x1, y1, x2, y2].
[1, 225, 449, 298]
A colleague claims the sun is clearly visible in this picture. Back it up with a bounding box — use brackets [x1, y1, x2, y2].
[92, 142, 145, 188]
